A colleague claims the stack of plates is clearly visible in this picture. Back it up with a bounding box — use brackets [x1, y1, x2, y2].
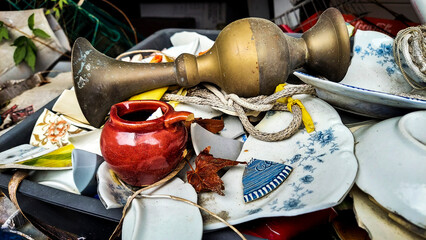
[352, 111, 426, 239]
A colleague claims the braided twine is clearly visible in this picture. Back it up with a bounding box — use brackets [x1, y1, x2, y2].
[161, 84, 315, 142]
[393, 25, 426, 89]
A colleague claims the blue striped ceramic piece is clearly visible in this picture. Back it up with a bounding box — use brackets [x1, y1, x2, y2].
[242, 158, 293, 203]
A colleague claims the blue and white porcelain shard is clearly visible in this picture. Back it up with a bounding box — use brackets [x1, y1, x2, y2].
[242, 159, 293, 203]
[341, 30, 413, 94]
[97, 162, 133, 209]
[199, 94, 358, 230]
[354, 111, 426, 229]
[294, 30, 426, 118]
[191, 123, 243, 160]
[122, 178, 202, 240]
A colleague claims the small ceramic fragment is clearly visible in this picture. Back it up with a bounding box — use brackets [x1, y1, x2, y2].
[219, 115, 245, 139]
[0, 144, 49, 165]
[29, 169, 79, 194]
[69, 129, 102, 156]
[97, 162, 133, 209]
[146, 107, 163, 120]
[174, 103, 222, 119]
[131, 54, 143, 62]
[72, 149, 104, 196]
[121, 56, 131, 62]
[242, 158, 293, 203]
[191, 123, 243, 160]
[30, 109, 85, 148]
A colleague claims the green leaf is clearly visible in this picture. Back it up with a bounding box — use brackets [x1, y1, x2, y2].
[33, 28, 50, 39]
[25, 45, 36, 71]
[59, 0, 63, 9]
[12, 36, 27, 46]
[28, 13, 35, 30]
[45, 9, 51, 15]
[27, 38, 37, 51]
[0, 25, 9, 42]
[14, 45, 27, 65]
[54, 8, 60, 19]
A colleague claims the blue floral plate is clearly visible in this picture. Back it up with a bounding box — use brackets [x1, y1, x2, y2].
[294, 30, 426, 119]
[200, 94, 358, 230]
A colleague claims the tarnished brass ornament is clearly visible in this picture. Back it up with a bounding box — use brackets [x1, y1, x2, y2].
[72, 8, 350, 127]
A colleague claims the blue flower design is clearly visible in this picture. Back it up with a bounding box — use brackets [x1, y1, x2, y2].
[283, 198, 305, 210]
[303, 165, 315, 173]
[357, 42, 397, 76]
[354, 45, 361, 54]
[386, 66, 395, 76]
[268, 128, 340, 213]
[313, 128, 336, 147]
[108, 184, 128, 205]
[300, 175, 314, 184]
[289, 154, 302, 164]
[247, 208, 263, 215]
[305, 148, 315, 155]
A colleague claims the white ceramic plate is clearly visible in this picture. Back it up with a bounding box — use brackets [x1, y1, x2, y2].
[122, 178, 202, 240]
[294, 72, 426, 118]
[200, 94, 358, 230]
[354, 111, 426, 229]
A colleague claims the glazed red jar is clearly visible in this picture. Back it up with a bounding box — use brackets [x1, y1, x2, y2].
[100, 100, 192, 186]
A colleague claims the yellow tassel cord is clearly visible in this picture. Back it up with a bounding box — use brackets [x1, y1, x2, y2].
[275, 84, 315, 133]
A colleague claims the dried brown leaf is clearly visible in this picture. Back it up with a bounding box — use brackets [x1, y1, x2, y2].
[187, 146, 245, 195]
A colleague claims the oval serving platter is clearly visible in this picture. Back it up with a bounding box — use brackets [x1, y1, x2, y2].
[294, 72, 426, 118]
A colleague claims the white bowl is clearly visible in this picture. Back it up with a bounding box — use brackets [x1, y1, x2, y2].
[354, 111, 426, 229]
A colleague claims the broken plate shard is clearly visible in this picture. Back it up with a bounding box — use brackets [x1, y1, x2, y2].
[191, 123, 243, 160]
[243, 158, 293, 203]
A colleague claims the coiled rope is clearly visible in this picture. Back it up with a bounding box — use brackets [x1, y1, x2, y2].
[162, 84, 316, 142]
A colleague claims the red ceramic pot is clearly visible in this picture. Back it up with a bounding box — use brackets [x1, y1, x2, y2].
[100, 100, 192, 186]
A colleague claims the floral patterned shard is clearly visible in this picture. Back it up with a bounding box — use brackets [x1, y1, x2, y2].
[242, 158, 292, 203]
[30, 109, 85, 148]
